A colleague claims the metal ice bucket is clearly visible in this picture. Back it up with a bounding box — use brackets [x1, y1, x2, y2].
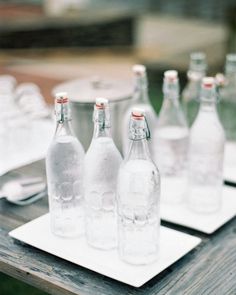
[53, 77, 133, 151]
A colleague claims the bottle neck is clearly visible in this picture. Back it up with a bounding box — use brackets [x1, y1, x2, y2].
[163, 92, 180, 107]
[126, 116, 151, 160]
[54, 102, 73, 136]
[188, 52, 207, 79]
[187, 70, 205, 84]
[55, 120, 73, 137]
[134, 75, 149, 104]
[126, 139, 150, 160]
[162, 79, 180, 107]
[199, 87, 217, 113]
[93, 108, 111, 138]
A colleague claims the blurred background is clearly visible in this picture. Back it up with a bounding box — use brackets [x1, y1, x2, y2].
[0, 0, 235, 294]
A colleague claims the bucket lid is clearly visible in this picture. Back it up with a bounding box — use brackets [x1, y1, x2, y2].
[52, 77, 133, 104]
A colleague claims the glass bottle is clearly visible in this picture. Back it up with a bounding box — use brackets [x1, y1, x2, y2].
[122, 64, 156, 156]
[84, 98, 122, 250]
[46, 92, 85, 238]
[117, 109, 160, 265]
[182, 52, 207, 126]
[188, 77, 225, 213]
[218, 54, 236, 141]
[153, 70, 189, 204]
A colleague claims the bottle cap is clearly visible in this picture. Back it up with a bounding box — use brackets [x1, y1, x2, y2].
[164, 70, 178, 82]
[95, 97, 109, 109]
[131, 108, 145, 120]
[202, 77, 215, 89]
[132, 64, 146, 76]
[55, 92, 68, 104]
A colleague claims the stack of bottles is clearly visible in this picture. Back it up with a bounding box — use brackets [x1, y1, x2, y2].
[46, 53, 235, 265]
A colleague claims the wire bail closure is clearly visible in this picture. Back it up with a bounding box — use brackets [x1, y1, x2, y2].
[129, 110, 151, 141]
[144, 115, 151, 140]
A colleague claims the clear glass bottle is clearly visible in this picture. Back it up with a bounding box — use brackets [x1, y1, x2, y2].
[188, 77, 225, 213]
[122, 64, 156, 156]
[84, 98, 122, 250]
[46, 92, 85, 238]
[218, 54, 236, 141]
[182, 52, 207, 126]
[117, 109, 160, 265]
[153, 70, 189, 204]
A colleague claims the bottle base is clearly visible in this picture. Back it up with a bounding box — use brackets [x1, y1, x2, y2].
[119, 250, 159, 265]
[187, 203, 221, 214]
[187, 187, 222, 214]
[51, 229, 83, 239]
[87, 240, 117, 251]
[50, 220, 84, 239]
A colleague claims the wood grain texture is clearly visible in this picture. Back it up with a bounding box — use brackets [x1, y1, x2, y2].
[0, 161, 236, 295]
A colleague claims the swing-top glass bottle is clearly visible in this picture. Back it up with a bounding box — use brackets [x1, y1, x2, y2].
[153, 70, 189, 204]
[46, 92, 85, 238]
[188, 77, 225, 213]
[117, 109, 160, 265]
[122, 64, 156, 156]
[84, 98, 122, 250]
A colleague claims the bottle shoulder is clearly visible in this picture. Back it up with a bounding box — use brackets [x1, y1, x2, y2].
[121, 158, 159, 175]
[153, 125, 189, 140]
[85, 137, 122, 163]
[84, 138, 122, 183]
[182, 81, 201, 102]
[190, 116, 225, 143]
[47, 135, 85, 156]
[158, 101, 188, 128]
[154, 110, 189, 135]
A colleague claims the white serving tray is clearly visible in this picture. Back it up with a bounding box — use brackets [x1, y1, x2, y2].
[9, 214, 201, 287]
[161, 186, 236, 234]
[224, 141, 236, 183]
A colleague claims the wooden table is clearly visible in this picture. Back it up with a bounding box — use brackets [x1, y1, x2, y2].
[0, 161, 236, 295]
